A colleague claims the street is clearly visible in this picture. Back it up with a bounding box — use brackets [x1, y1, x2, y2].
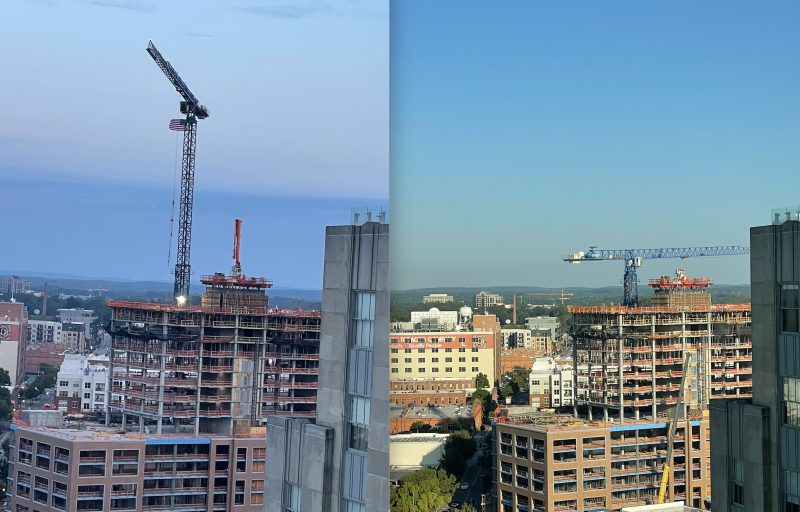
[448, 433, 489, 510]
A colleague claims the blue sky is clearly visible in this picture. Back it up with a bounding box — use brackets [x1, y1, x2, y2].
[0, 0, 387, 288]
[391, 1, 800, 290]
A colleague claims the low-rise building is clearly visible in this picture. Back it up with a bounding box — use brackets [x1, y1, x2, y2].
[423, 293, 453, 304]
[528, 357, 574, 408]
[56, 308, 97, 340]
[0, 275, 32, 295]
[61, 322, 85, 352]
[55, 354, 109, 412]
[7, 422, 268, 512]
[530, 329, 552, 354]
[390, 433, 450, 474]
[23, 343, 70, 377]
[502, 329, 532, 350]
[0, 302, 28, 384]
[410, 308, 459, 330]
[525, 316, 559, 341]
[390, 328, 497, 385]
[476, 291, 504, 308]
[492, 407, 711, 511]
[27, 320, 62, 344]
[390, 404, 475, 434]
[390, 377, 475, 408]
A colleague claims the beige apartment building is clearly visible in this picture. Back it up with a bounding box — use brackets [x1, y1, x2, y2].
[389, 330, 496, 385]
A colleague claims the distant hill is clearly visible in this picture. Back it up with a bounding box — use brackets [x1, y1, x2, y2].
[0, 272, 321, 304]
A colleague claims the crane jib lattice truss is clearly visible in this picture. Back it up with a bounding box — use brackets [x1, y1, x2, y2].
[564, 246, 750, 307]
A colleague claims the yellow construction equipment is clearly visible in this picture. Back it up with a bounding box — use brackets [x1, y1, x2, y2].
[658, 354, 692, 504]
[527, 290, 574, 305]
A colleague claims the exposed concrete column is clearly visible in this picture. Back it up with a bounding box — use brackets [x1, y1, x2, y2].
[652, 314, 657, 420]
[681, 312, 687, 420]
[619, 315, 624, 421]
[197, 313, 205, 435]
[158, 326, 167, 435]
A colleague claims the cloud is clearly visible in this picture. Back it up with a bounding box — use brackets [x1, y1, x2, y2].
[237, 3, 331, 19]
[91, 0, 155, 14]
[185, 31, 214, 38]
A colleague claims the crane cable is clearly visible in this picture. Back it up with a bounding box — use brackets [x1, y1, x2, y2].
[167, 130, 180, 269]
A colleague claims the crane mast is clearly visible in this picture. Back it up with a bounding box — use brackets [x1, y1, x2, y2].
[146, 41, 209, 304]
[658, 356, 692, 504]
[564, 245, 749, 307]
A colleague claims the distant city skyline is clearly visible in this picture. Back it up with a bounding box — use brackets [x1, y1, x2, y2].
[1, 1, 388, 289]
[391, 1, 799, 290]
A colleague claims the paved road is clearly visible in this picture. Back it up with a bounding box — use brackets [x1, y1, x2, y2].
[449, 434, 489, 510]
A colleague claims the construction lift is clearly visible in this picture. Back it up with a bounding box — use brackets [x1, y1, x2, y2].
[564, 246, 749, 307]
[658, 354, 692, 504]
[146, 40, 209, 304]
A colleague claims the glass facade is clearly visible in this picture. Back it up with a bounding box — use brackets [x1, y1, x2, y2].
[342, 291, 375, 511]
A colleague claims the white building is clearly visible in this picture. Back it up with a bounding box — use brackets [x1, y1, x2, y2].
[410, 308, 459, 330]
[57, 308, 97, 339]
[422, 294, 453, 304]
[0, 276, 32, 295]
[501, 328, 532, 350]
[475, 291, 504, 308]
[55, 354, 108, 412]
[27, 320, 62, 344]
[389, 433, 450, 471]
[528, 357, 574, 408]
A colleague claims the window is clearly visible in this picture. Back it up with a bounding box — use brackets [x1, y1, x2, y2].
[446, 368, 453, 373]
[418, 348, 425, 353]
[532, 380, 540, 386]
[72, 382, 80, 387]
[432, 358, 439, 363]
[418, 368, 425, 373]
[404, 369, 412, 373]
[472, 357, 479, 362]
[784, 378, 800, 426]
[391, 368, 398, 373]
[431, 348, 439, 353]
[285, 483, 300, 512]
[391, 358, 398, 364]
[472, 347, 479, 352]
[458, 347, 466, 352]
[351, 292, 375, 347]
[404, 358, 411, 363]
[94, 394, 103, 402]
[459, 367, 466, 372]
[458, 357, 465, 362]
[458, 337, 465, 343]
[445, 348, 452, 353]
[58, 391, 67, 397]
[405, 348, 412, 353]
[390, 348, 398, 353]
[95, 384, 104, 392]
[783, 284, 799, 333]
[71, 401, 79, 408]
[445, 357, 452, 363]
[418, 358, 425, 363]
[731, 458, 744, 505]
[432, 368, 439, 373]
[84, 383, 91, 389]
[472, 367, 479, 372]
[59, 381, 68, 387]
[84, 393, 90, 399]
[83, 403, 89, 409]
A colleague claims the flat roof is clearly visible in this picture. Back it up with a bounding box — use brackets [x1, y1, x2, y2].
[390, 405, 472, 419]
[390, 433, 449, 443]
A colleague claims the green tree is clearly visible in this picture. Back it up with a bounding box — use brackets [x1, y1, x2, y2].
[389, 467, 458, 512]
[469, 389, 493, 418]
[462, 504, 477, 512]
[0, 368, 10, 386]
[410, 421, 432, 433]
[475, 372, 489, 389]
[499, 383, 514, 399]
[439, 430, 477, 477]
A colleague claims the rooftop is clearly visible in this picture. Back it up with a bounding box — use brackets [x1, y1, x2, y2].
[107, 300, 320, 318]
[569, 303, 750, 314]
[11, 422, 265, 442]
[390, 404, 472, 420]
[390, 433, 450, 443]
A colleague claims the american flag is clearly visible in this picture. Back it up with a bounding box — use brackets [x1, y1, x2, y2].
[169, 119, 186, 131]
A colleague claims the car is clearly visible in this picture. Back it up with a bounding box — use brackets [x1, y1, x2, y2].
[44, 403, 51, 409]
[449, 502, 460, 509]
[460, 482, 469, 490]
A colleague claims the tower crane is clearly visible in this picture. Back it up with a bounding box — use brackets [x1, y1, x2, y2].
[564, 246, 749, 307]
[658, 355, 692, 504]
[146, 40, 209, 304]
[527, 290, 574, 305]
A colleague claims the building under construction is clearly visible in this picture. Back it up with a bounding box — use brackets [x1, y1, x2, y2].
[570, 269, 752, 423]
[107, 275, 320, 435]
[491, 271, 749, 512]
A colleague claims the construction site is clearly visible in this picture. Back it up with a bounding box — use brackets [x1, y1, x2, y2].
[492, 269, 750, 512]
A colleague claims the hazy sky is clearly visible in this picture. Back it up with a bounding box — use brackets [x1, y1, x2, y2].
[1, 0, 388, 288]
[391, 1, 800, 290]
